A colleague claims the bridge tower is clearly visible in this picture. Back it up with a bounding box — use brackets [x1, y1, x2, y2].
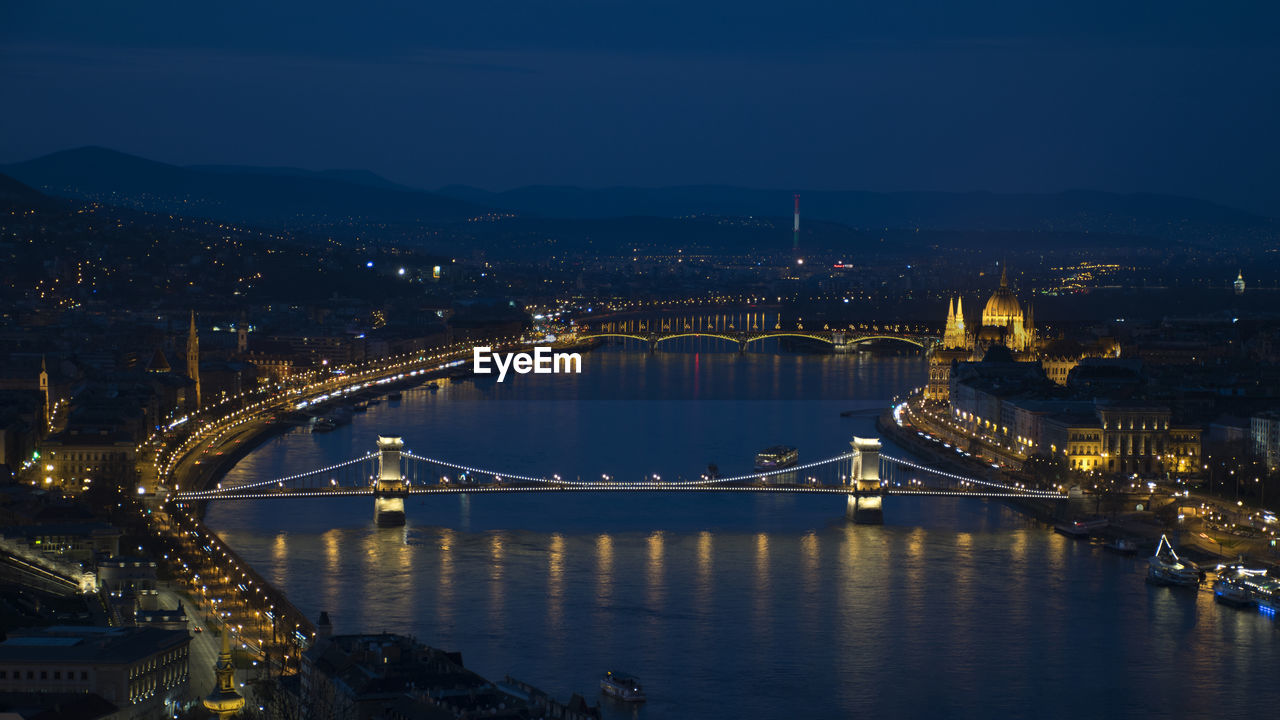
[373, 436, 408, 526]
[847, 436, 884, 524]
[832, 331, 850, 353]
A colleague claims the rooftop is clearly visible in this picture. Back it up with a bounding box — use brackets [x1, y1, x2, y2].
[0, 626, 189, 665]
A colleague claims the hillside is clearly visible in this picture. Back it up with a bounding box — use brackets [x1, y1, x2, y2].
[2, 147, 498, 229]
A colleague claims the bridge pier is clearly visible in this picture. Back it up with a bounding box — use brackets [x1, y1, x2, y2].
[832, 331, 850, 353]
[847, 436, 884, 524]
[373, 436, 408, 527]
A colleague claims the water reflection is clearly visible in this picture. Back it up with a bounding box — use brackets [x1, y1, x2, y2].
[322, 529, 340, 612]
[548, 533, 565, 634]
[489, 532, 506, 632]
[753, 532, 771, 646]
[437, 528, 455, 630]
[646, 531, 666, 611]
[272, 533, 287, 587]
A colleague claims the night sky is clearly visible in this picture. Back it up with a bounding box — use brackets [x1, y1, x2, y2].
[3, 2, 1278, 215]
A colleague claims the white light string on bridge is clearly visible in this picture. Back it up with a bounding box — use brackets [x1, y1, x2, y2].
[698, 452, 854, 485]
[175, 452, 378, 499]
[886, 489, 1065, 499]
[400, 451, 551, 485]
[180, 488, 378, 501]
[880, 453, 1063, 497]
[402, 450, 856, 488]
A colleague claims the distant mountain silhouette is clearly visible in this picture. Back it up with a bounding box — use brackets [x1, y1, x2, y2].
[0, 172, 43, 201]
[436, 184, 1274, 238]
[3, 148, 1273, 249]
[188, 164, 419, 192]
[2, 147, 494, 228]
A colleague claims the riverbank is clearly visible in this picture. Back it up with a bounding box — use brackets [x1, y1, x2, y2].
[146, 341, 524, 673]
[876, 409, 1069, 524]
[882, 401, 1280, 569]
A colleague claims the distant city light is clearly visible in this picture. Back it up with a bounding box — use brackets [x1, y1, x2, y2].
[366, 261, 374, 267]
[398, 268, 406, 276]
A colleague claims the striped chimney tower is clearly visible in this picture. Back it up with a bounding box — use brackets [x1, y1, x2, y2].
[793, 193, 800, 253]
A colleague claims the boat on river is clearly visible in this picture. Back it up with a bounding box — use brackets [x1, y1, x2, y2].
[1256, 582, 1279, 617]
[1104, 538, 1138, 555]
[1213, 578, 1255, 608]
[1054, 517, 1108, 538]
[755, 446, 798, 471]
[1216, 564, 1278, 613]
[1147, 535, 1201, 587]
[600, 671, 645, 702]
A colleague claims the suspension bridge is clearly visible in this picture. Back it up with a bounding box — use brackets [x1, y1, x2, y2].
[573, 311, 936, 353]
[172, 435, 1065, 526]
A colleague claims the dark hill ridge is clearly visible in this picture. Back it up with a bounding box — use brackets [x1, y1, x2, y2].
[4, 147, 1275, 251]
[0, 172, 43, 200]
[2, 147, 497, 228]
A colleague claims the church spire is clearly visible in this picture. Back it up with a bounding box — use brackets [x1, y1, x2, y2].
[39, 355, 50, 433]
[186, 311, 201, 409]
[203, 630, 245, 719]
[999, 261, 1009, 288]
[943, 296, 968, 349]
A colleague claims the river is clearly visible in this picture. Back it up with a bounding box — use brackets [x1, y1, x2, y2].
[206, 344, 1280, 719]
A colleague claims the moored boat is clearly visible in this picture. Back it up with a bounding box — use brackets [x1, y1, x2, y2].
[755, 445, 798, 471]
[1054, 517, 1108, 538]
[600, 671, 645, 702]
[1147, 535, 1201, 587]
[1213, 578, 1255, 608]
[1257, 588, 1278, 617]
[1234, 572, 1280, 617]
[1104, 538, 1138, 555]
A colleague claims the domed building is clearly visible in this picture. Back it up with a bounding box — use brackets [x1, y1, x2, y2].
[941, 263, 1037, 356]
[925, 263, 1119, 403]
[926, 264, 1038, 402]
[982, 265, 1022, 327]
[976, 264, 1035, 353]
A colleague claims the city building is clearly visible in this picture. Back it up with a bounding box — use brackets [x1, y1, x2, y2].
[1254, 411, 1280, 472]
[98, 557, 160, 624]
[0, 626, 190, 719]
[926, 264, 1118, 403]
[300, 614, 599, 720]
[38, 431, 136, 493]
[186, 311, 201, 411]
[947, 353, 1202, 477]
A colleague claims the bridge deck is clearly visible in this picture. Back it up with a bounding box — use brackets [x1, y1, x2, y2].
[178, 484, 1061, 501]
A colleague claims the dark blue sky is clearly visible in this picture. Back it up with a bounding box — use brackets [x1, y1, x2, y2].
[3, 2, 1278, 214]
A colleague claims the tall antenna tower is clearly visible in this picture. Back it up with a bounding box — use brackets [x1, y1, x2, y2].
[793, 193, 800, 252]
